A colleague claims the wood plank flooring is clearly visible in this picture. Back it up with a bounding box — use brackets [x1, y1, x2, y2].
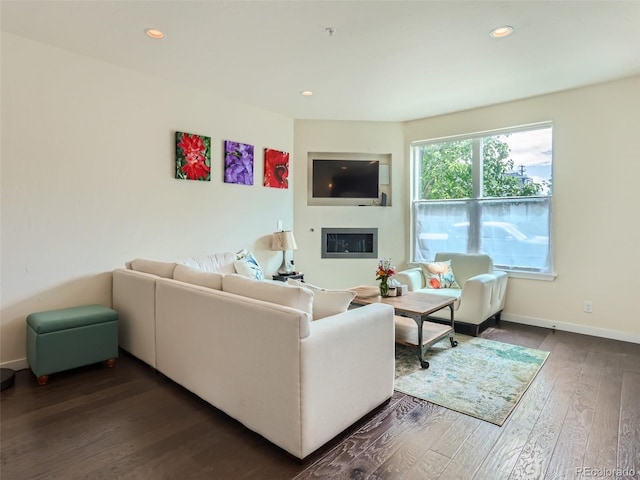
[1, 322, 639, 480]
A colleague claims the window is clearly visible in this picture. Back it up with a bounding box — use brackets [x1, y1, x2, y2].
[411, 123, 553, 274]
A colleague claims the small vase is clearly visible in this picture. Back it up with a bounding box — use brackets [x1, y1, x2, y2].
[379, 277, 390, 297]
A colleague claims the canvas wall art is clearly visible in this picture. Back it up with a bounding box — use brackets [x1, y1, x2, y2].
[175, 131, 211, 181]
[224, 140, 254, 185]
[264, 148, 290, 189]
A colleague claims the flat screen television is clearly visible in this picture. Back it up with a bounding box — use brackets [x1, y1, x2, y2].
[312, 159, 379, 198]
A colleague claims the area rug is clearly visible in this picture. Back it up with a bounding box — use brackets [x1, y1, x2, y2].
[394, 335, 549, 426]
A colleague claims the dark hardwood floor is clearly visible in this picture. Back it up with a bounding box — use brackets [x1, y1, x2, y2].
[2, 322, 639, 480]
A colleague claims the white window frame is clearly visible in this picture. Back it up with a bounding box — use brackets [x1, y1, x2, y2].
[410, 122, 554, 278]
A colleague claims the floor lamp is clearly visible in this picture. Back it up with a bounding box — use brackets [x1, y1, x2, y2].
[271, 231, 297, 275]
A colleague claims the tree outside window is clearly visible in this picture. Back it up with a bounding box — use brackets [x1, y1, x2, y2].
[412, 124, 553, 273]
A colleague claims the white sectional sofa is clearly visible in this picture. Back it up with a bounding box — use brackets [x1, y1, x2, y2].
[112, 253, 395, 459]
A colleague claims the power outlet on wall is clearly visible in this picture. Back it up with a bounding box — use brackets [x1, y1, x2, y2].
[583, 301, 593, 313]
[276, 220, 283, 231]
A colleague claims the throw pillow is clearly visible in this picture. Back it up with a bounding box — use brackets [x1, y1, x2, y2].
[234, 249, 265, 281]
[177, 252, 236, 274]
[173, 264, 224, 290]
[420, 260, 460, 289]
[126, 258, 177, 278]
[287, 279, 356, 320]
[222, 274, 313, 315]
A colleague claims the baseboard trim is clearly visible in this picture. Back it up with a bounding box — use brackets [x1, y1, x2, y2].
[502, 313, 640, 345]
[0, 358, 29, 371]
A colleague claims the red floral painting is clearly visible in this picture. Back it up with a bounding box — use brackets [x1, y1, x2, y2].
[176, 131, 211, 181]
[264, 148, 289, 189]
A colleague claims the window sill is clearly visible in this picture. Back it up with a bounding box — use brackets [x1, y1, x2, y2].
[503, 270, 557, 281]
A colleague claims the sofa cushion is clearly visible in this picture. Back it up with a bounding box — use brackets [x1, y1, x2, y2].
[234, 250, 265, 280]
[173, 264, 224, 290]
[434, 252, 493, 285]
[222, 274, 313, 314]
[177, 252, 236, 274]
[126, 258, 177, 278]
[287, 279, 356, 320]
[420, 260, 460, 289]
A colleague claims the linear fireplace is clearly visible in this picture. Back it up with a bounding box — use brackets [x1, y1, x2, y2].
[321, 228, 378, 259]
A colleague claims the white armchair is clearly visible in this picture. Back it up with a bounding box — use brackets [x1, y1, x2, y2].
[395, 252, 508, 336]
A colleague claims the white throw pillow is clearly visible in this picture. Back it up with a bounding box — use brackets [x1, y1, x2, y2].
[287, 279, 356, 320]
[222, 274, 313, 315]
[173, 264, 224, 290]
[127, 258, 177, 278]
[234, 250, 265, 280]
[177, 252, 236, 274]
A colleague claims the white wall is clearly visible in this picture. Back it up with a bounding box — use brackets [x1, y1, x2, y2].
[407, 76, 640, 341]
[3, 34, 638, 370]
[295, 77, 640, 343]
[293, 120, 405, 289]
[1, 33, 294, 367]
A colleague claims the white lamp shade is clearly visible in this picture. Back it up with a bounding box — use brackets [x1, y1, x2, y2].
[271, 231, 297, 251]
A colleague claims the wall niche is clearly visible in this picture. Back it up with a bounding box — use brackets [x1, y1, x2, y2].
[307, 152, 391, 207]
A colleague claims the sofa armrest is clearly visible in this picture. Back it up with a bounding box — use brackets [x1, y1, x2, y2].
[396, 267, 424, 291]
[490, 270, 508, 311]
[112, 268, 158, 367]
[455, 273, 495, 325]
[454, 273, 497, 325]
[300, 303, 395, 457]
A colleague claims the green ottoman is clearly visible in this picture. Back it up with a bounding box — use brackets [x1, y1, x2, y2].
[26, 304, 118, 385]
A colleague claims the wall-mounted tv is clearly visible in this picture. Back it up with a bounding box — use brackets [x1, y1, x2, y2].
[312, 159, 379, 199]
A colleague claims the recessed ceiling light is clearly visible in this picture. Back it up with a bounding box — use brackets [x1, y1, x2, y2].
[145, 28, 165, 39]
[300, 91, 313, 96]
[490, 26, 513, 38]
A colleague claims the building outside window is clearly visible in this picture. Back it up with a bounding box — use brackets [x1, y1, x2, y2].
[411, 123, 553, 274]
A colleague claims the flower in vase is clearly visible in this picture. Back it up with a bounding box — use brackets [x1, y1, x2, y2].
[375, 258, 396, 281]
[376, 258, 396, 297]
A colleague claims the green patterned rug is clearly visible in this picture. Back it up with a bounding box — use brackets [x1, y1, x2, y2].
[394, 335, 549, 426]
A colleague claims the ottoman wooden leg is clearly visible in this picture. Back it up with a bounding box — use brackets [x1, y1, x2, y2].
[36, 375, 49, 386]
[105, 358, 116, 368]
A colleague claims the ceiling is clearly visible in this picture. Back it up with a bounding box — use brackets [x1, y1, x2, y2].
[2, 1, 639, 122]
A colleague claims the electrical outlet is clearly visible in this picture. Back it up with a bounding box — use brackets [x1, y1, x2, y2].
[276, 220, 283, 231]
[583, 301, 593, 313]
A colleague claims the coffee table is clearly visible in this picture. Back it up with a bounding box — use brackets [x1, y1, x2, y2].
[350, 285, 457, 369]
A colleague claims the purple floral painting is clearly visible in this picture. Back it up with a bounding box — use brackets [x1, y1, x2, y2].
[224, 140, 254, 185]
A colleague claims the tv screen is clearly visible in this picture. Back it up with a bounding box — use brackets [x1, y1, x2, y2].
[312, 159, 379, 198]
